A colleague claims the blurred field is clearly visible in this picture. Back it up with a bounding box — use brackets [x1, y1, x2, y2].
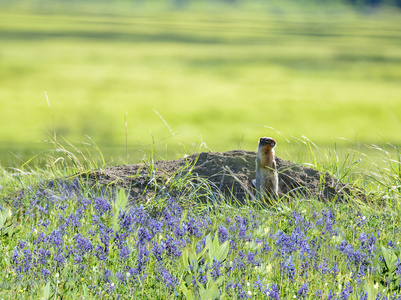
[0, 3, 401, 165]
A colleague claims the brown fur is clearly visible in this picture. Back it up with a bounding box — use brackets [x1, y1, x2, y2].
[255, 137, 279, 200]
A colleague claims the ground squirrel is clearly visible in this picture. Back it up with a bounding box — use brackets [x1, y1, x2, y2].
[255, 137, 279, 200]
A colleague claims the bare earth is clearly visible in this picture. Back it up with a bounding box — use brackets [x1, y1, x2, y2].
[84, 150, 366, 204]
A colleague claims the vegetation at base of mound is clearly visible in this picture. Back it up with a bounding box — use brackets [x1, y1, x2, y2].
[1, 140, 401, 299]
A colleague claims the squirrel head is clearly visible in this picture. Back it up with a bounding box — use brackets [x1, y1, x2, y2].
[258, 137, 276, 150]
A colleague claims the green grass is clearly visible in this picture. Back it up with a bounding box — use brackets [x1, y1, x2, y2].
[1, 4, 401, 165]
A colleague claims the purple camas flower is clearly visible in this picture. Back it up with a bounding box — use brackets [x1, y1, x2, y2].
[274, 230, 296, 255]
[118, 209, 136, 232]
[95, 244, 109, 261]
[54, 249, 66, 266]
[318, 260, 329, 274]
[18, 240, 27, 250]
[340, 283, 353, 300]
[148, 219, 163, 236]
[298, 283, 309, 298]
[103, 269, 112, 283]
[41, 268, 50, 277]
[94, 197, 112, 216]
[48, 229, 64, 248]
[281, 256, 296, 282]
[133, 245, 149, 275]
[261, 241, 271, 253]
[184, 216, 204, 238]
[74, 234, 93, 254]
[229, 223, 237, 233]
[321, 209, 336, 234]
[238, 224, 248, 240]
[331, 260, 339, 277]
[39, 220, 50, 228]
[247, 251, 259, 266]
[197, 268, 207, 284]
[254, 275, 262, 291]
[174, 225, 185, 239]
[167, 197, 182, 218]
[78, 196, 92, 210]
[37, 247, 50, 265]
[165, 235, 182, 258]
[227, 282, 249, 299]
[210, 260, 223, 279]
[119, 246, 131, 260]
[99, 226, 114, 248]
[218, 226, 229, 243]
[66, 212, 81, 228]
[300, 259, 309, 278]
[232, 254, 246, 272]
[137, 227, 153, 246]
[338, 240, 367, 269]
[266, 284, 280, 300]
[115, 271, 125, 282]
[359, 292, 368, 300]
[73, 253, 83, 265]
[327, 290, 335, 300]
[115, 231, 129, 249]
[315, 289, 322, 298]
[395, 259, 401, 277]
[163, 210, 179, 232]
[158, 266, 178, 290]
[359, 232, 377, 256]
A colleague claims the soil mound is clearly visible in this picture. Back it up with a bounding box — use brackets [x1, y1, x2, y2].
[84, 150, 365, 204]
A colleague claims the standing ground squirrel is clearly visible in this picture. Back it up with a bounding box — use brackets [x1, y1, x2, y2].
[255, 137, 279, 200]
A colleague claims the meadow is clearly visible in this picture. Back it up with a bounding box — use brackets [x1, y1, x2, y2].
[1, 2, 401, 299]
[0, 2, 401, 165]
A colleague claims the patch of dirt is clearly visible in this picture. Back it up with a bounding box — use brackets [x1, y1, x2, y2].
[83, 150, 366, 204]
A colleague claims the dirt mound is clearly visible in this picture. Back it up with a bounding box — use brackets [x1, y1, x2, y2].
[84, 150, 366, 204]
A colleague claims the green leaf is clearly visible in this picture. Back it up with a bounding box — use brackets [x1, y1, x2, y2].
[185, 274, 192, 286]
[206, 270, 212, 283]
[181, 280, 189, 294]
[182, 248, 190, 270]
[116, 188, 129, 210]
[39, 281, 51, 300]
[198, 240, 210, 261]
[213, 231, 220, 251]
[189, 249, 199, 272]
[0, 208, 11, 229]
[214, 276, 225, 287]
[200, 282, 220, 300]
[363, 279, 378, 300]
[205, 233, 213, 252]
[381, 246, 398, 272]
[0, 211, 4, 229]
[213, 241, 229, 262]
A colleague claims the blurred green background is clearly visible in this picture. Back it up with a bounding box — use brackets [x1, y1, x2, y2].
[1, 0, 401, 166]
